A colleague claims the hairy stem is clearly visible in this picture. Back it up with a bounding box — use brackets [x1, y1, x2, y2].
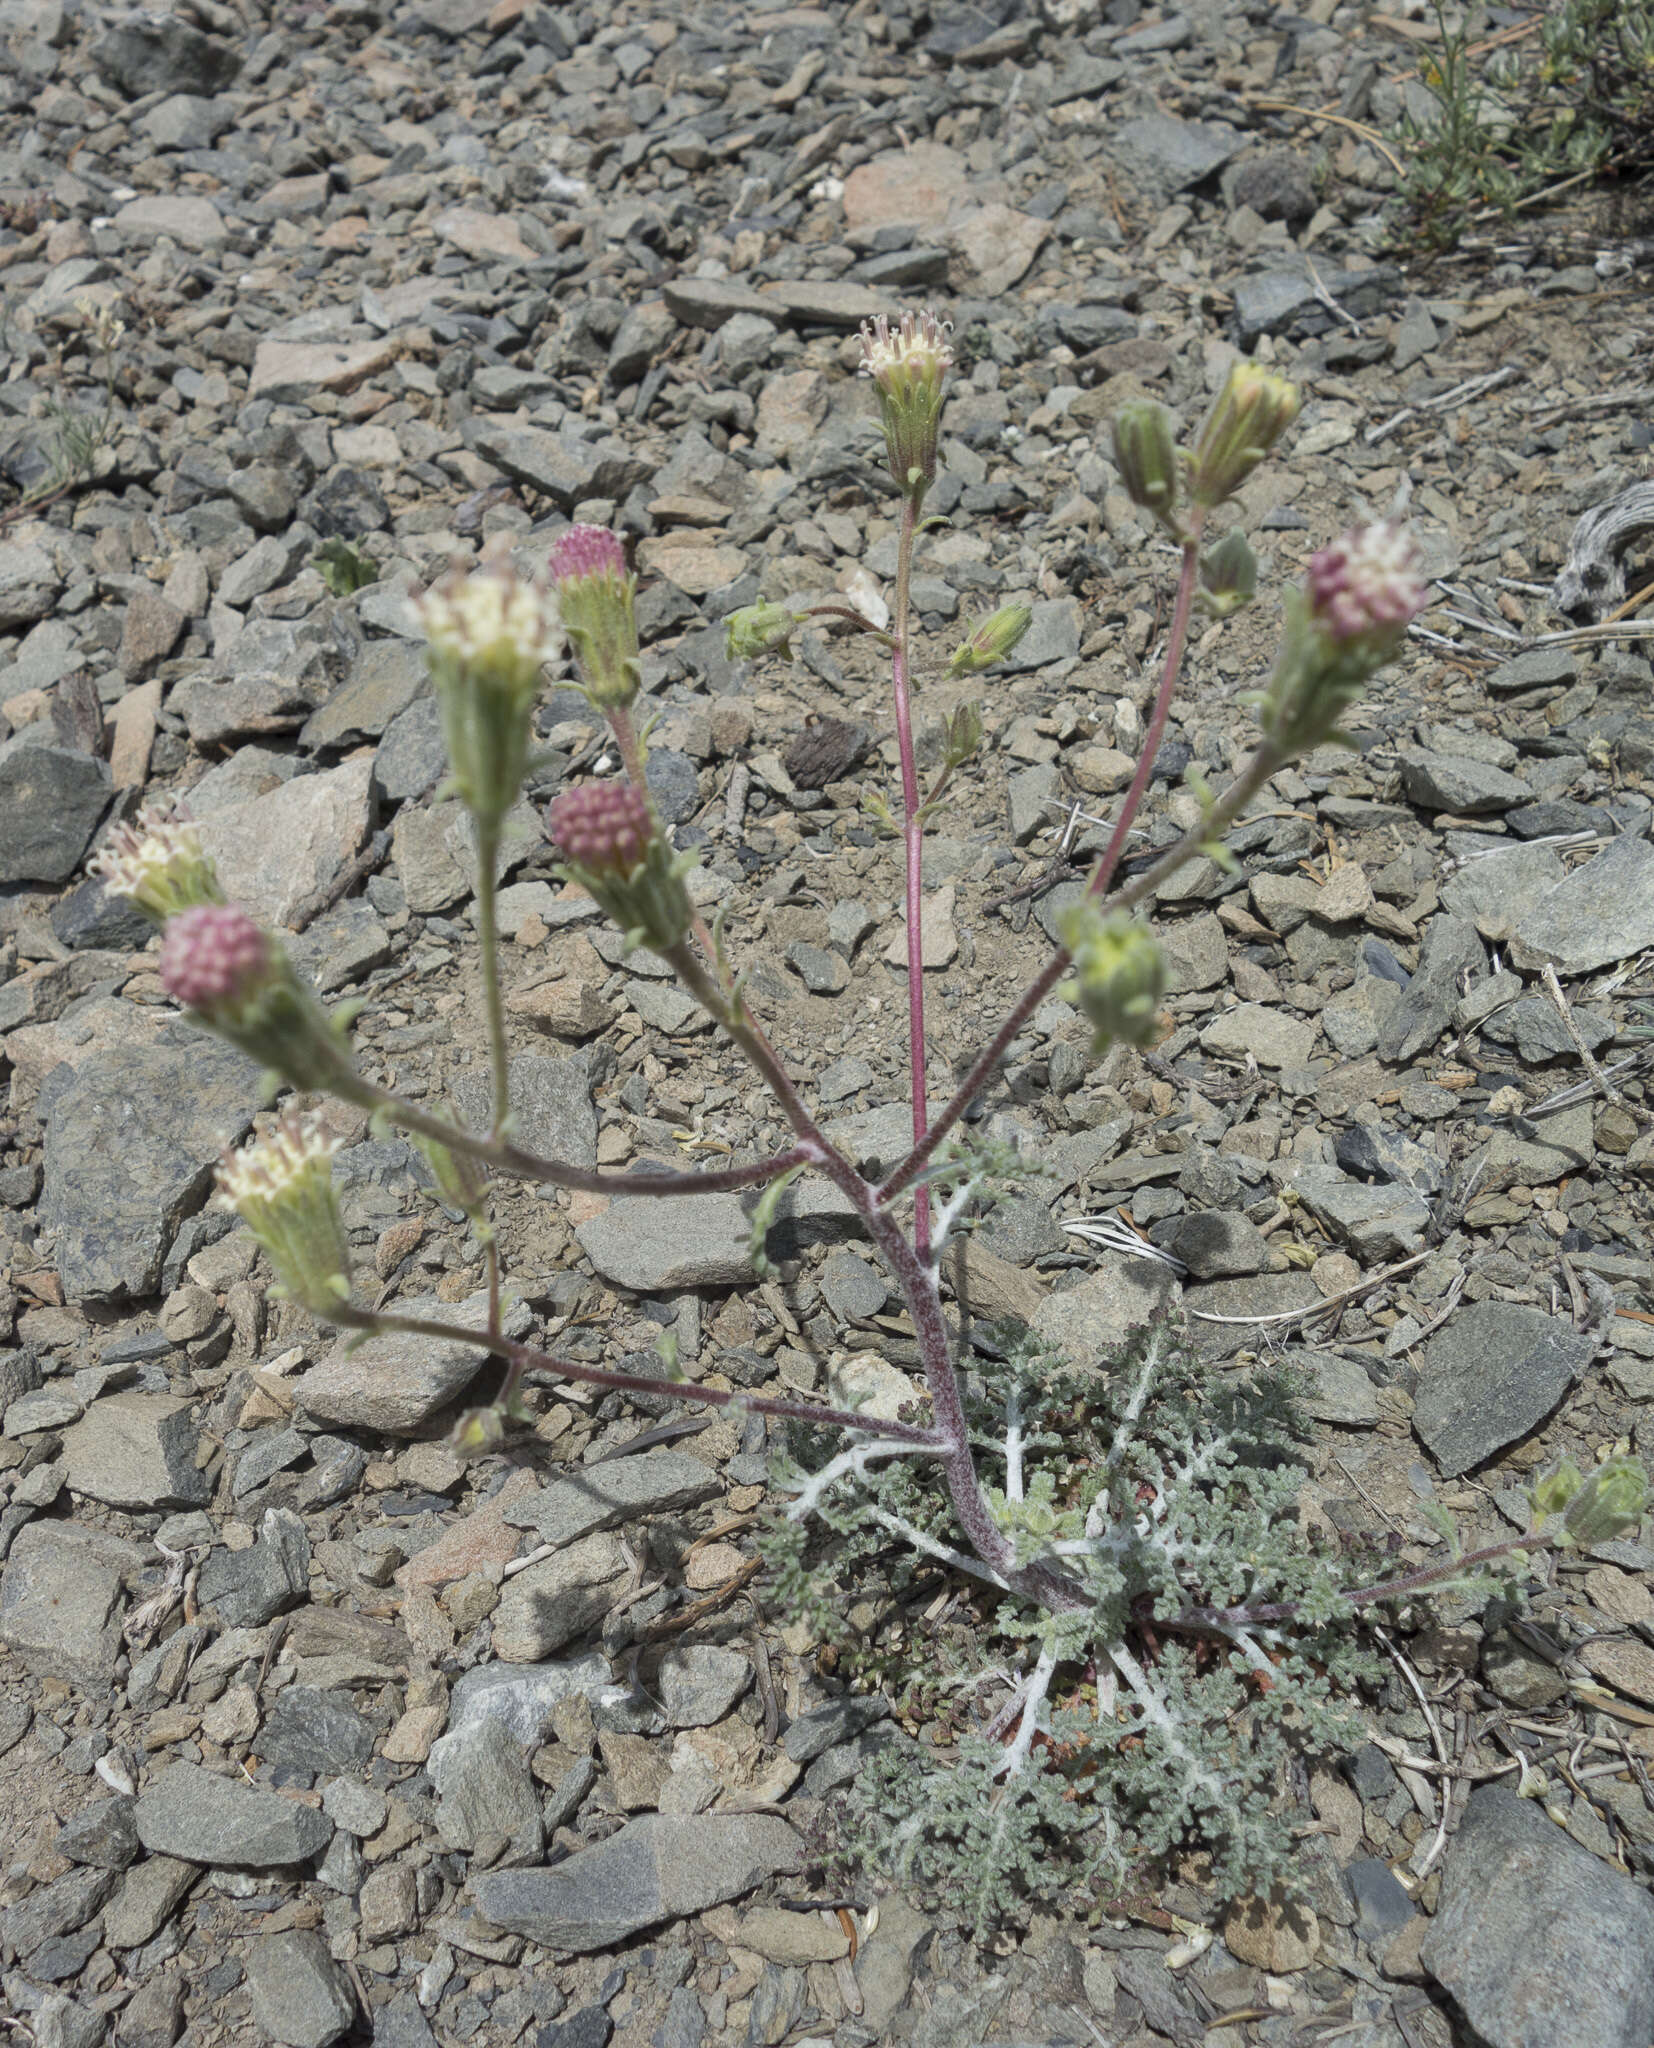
[889, 490, 932, 1259]
[471, 824, 511, 1141]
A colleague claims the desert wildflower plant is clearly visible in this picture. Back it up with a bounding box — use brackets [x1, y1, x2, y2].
[105, 320, 1647, 1930]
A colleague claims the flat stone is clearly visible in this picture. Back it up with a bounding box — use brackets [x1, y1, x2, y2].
[38, 1037, 259, 1305]
[463, 419, 652, 510]
[62, 1393, 210, 1510]
[1439, 842, 1567, 936]
[113, 194, 225, 248]
[0, 736, 111, 884]
[92, 15, 240, 95]
[842, 143, 965, 231]
[450, 1053, 596, 1172]
[489, 1532, 631, 1662]
[443, 1653, 613, 1748]
[661, 277, 778, 330]
[947, 204, 1048, 296]
[1398, 750, 1529, 813]
[1292, 1170, 1433, 1261]
[1420, 1785, 1654, 2048]
[300, 643, 427, 752]
[1413, 1302, 1593, 1476]
[0, 1521, 135, 1688]
[996, 598, 1079, 674]
[1581, 1638, 1654, 1708]
[433, 204, 536, 264]
[1508, 832, 1654, 975]
[1302, 1354, 1382, 1427]
[244, 1929, 356, 2048]
[102, 1855, 199, 1950]
[259, 1689, 374, 1773]
[1112, 113, 1240, 191]
[506, 1450, 720, 1548]
[1200, 1003, 1315, 1069]
[757, 280, 887, 327]
[656, 1644, 751, 1727]
[133, 1762, 333, 1867]
[195, 1509, 311, 1628]
[248, 339, 397, 403]
[295, 1292, 532, 1435]
[428, 1716, 543, 1854]
[1486, 646, 1577, 693]
[471, 1814, 803, 1953]
[1031, 1261, 1178, 1365]
[118, 587, 185, 679]
[574, 1180, 857, 1291]
[1158, 911, 1227, 994]
[195, 753, 374, 930]
[1375, 915, 1484, 1064]
[1159, 1210, 1271, 1278]
[881, 885, 958, 969]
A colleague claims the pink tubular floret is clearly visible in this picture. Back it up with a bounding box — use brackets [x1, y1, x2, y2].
[159, 903, 268, 1009]
[547, 781, 653, 875]
[1306, 522, 1426, 643]
[549, 524, 626, 587]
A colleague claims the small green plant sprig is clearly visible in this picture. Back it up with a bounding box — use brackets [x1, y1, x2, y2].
[1395, 0, 1654, 248]
[95, 311, 1648, 1931]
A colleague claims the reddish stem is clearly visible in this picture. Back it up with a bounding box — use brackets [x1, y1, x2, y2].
[888, 492, 932, 1259]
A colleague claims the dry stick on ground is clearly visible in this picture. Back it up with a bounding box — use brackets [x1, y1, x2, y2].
[1185, 1249, 1431, 1329]
[1541, 962, 1631, 1112]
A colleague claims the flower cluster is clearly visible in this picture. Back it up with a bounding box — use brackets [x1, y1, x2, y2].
[549, 524, 640, 709]
[216, 1112, 353, 1316]
[859, 308, 953, 504]
[1188, 359, 1300, 510]
[90, 801, 223, 924]
[417, 557, 560, 834]
[1254, 523, 1428, 757]
[546, 782, 693, 955]
[158, 903, 371, 1103]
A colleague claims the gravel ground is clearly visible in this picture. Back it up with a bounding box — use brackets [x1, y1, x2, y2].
[1, 1, 1654, 2045]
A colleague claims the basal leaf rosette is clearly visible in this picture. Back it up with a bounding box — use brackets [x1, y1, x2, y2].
[546, 781, 693, 957]
[216, 1110, 353, 1316]
[159, 903, 372, 1104]
[549, 524, 640, 710]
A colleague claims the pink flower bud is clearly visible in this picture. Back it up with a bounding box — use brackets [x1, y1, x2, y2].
[547, 782, 654, 877]
[549, 523, 628, 587]
[159, 904, 269, 1011]
[1305, 523, 1426, 645]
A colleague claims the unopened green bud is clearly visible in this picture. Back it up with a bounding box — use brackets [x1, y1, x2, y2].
[726, 601, 803, 661]
[415, 1131, 492, 1235]
[948, 603, 1032, 676]
[1198, 528, 1257, 618]
[1530, 1459, 1586, 1527]
[1058, 904, 1166, 1052]
[1560, 1458, 1647, 1548]
[1188, 360, 1299, 509]
[1112, 401, 1180, 530]
[216, 1113, 353, 1318]
[942, 699, 985, 773]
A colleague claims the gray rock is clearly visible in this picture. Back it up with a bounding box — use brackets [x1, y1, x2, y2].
[1486, 646, 1577, 694]
[1223, 150, 1317, 221]
[1112, 113, 1239, 191]
[133, 1762, 333, 1867]
[374, 694, 446, 801]
[195, 754, 374, 930]
[1292, 1170, 1433, 1260]
[31, 1993, 107, 2048]
[1440, 842, 1567, 934]
[507, 1450, 721, 1548]
[0, 1521, 136, 1688]
[1185, 1271, 1322, 1358]
[1199, 1003, 1316, 1069]
[450, 1053, 596, 1172]
[785, 942, 849, 995]
[1231, 261, 1400, 344]
[1302, 1354, 1382, 1428]
[429, 1715, 543, 1854]
[301, 642, 427, 752]
[55, 1795, 140, 1870]
[656, 1645, 751, 1728]
[195, 1508, 310, 1628]
[244, 1929, 356, 2048]
[1398, 749, 1529, 814]
[1483, 997, 1614, 1065]
[820, 1248, 888, 1320]
[472, 1814, 803, 1952]
[259, 1689, 374, 1773]
[444, 1654, 613, 1748]
[38, 1037, 259, 1305]
[645, 748, 700, 825]
[994, 598, 1078, 674]
[1413, 1302, 1594, 1476]
[463, 420, 652, 510]
[1158, 1211, 1271, 1279]
[0, 737, 111, 883]
[1375, 915, 1484, 1064]
[0, 1864, 117, 1957]
[1509, 832, 1654, 975]
[0, 543, 61, 628]
[102, 1854, 199, 1950]
[575, 1181, 858, 1291]
[61, 1394, 210, 1511]
[92, 15, 239, 95]
[1420, 1784, 1654, 2048]
[661, 277, 779, 330]
[1007, 762, 1060, 843]
[489, 1533, 631, 1662]
[294, 1291, 532, 1434]
[1031, 1261, 1178, 1366]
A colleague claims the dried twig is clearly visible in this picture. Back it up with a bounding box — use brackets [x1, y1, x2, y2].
[1187, 1250, 1431, 1329]
[1540, 963, 1632, 1114]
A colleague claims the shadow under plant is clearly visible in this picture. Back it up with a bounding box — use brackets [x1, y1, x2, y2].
[98, 313, 1648, 1933]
